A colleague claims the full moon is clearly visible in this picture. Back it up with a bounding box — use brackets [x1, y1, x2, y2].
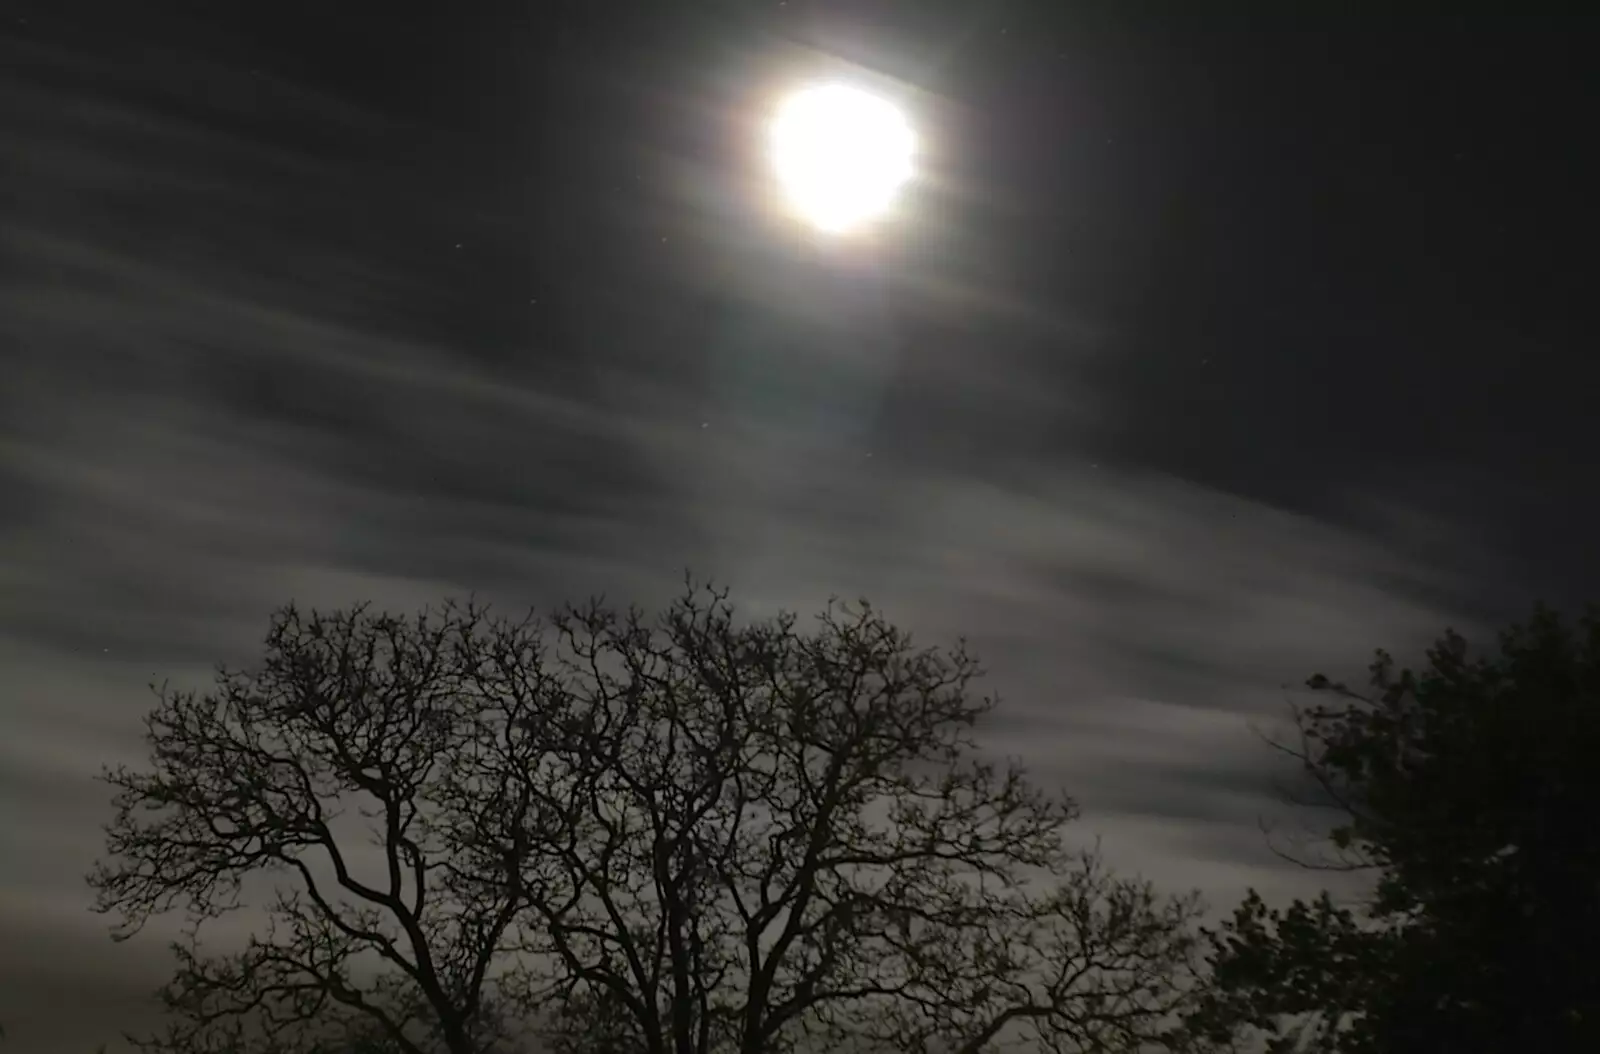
[768, 83, 915, 234]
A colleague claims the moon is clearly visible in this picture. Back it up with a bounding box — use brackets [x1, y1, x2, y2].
[768, 83, 916, 234]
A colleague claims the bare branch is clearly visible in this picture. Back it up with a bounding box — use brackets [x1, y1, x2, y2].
[91, 600, 561, 1054]
[94, 582, 1209, 1054]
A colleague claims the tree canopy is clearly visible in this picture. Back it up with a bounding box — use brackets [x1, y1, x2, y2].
[91, 583, 1212, 1054]
[1184, 606, 1600, 1053]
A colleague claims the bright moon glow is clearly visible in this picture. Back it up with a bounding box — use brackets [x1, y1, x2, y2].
[769, 83, 915, 233]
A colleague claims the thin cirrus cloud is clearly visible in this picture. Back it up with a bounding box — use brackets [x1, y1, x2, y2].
[0, 33, 1471, 1052]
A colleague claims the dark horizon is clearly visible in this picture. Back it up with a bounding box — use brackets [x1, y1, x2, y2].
[2, 5, 1596, 1050]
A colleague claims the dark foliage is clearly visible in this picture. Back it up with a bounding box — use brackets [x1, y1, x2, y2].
[1184, 607, 1600, 1052]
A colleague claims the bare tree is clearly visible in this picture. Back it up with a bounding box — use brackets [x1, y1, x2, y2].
[526, 586, 1212, 1054]
[90, 599, 561, 1054]
[91, 582, 1215, 1054]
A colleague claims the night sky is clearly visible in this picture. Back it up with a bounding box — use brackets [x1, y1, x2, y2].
[2, 5, 1596, 1050]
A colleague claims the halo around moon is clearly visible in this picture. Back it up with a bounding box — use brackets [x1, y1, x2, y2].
[768, 83, 915, 234]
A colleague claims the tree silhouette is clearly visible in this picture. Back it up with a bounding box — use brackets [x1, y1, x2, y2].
[91, 582, 1213, 1054]
[90, 597, 548, 1054]
[1182, 607, 1600, 1053]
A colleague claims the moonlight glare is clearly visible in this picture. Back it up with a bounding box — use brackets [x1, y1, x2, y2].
[768, 83, 915, 234]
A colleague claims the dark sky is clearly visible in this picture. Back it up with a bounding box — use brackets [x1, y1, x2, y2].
[2, 4, 1596, 1049]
